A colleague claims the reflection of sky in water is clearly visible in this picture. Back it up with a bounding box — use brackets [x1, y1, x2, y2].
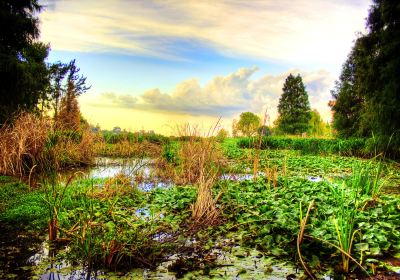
[308, 176, 323, 182]
[221, 173, 265, 181]
[87, 157, 172, 191]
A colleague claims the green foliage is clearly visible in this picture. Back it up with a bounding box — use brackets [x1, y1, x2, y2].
[331, 0, 400, 156]
[330, 48, 365, 138]
[162, 142, 180, 164]
[277, 74, 311, 134]
[215, 128, 229, 142]
[0, 178, 47, 230]
[237, 136, 367, 156]
[55, 180, 196, 268]
[257, 125, 272, 136]
[0, 1, 49, 124]
[308, 109, 328, 137]
[217, 172, 400, 275]
[235, 112, 261, 137]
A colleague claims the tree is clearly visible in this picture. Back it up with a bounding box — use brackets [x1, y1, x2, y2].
[277, 74, 311, 134]
[308, 109, 328, 136]
[331, 0, 400, 150]
[0, 0, 49, 124]
[236, 112, 261, 137]
[49, 59, 91, 120]
[330, 47, 365, 138]
[357, 0, 400, 146]
[232, 119, 239, 137]
[57, 81, 81, 131]
[215, 128, 228, 142]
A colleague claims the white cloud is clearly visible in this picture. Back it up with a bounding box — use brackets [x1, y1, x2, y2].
[96, 67, 334, 122]
[40, 0, 371, 65]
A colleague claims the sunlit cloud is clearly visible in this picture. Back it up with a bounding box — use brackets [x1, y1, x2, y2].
[40, 0, 370, 65]
[91, 67, 334, 121]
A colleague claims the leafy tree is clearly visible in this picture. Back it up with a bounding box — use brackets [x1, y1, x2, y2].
[49, 59, 91, 120]
[215, 128, 228, 142]
[0, 0, 49, 124]
[235, 112, 261, 137]
[330, 48, 365, 138]
[357, 0, 400, 146]
[47, 61, 70, 117]
[331, 0, 400, 151]
[232, 119, 239, 137]
[277, 74, 311, 134]
[308, 109, 327, 136]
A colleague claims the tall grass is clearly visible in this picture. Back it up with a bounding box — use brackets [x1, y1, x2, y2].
[327, 159, 384, 273]
[329, 181, 359, 273]
[167, 122, 226, 226]
[0, 113, 50, 176]
[93, 139, 162, 158]
[0, 113, 96, 176]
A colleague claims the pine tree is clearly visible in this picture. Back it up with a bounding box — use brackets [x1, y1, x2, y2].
[277, 74, 311, 134]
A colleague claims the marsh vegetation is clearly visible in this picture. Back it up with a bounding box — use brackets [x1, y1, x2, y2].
[0, 121, 399, 279]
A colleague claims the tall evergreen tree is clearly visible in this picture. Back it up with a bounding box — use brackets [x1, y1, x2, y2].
[331, 0, 400, 152]
[357, 0, 400, 145]
[277, 74, 311, 134]
[0, 0, 49, 124]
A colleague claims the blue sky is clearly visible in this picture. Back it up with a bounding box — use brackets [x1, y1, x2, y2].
[40, 0, 372, 133]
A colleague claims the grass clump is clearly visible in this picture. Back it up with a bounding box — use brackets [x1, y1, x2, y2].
[0, 113, 96, 176]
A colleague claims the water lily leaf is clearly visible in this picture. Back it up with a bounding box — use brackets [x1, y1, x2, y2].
[354, 243, 369, 251]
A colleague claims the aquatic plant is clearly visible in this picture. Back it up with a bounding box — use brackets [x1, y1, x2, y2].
[43, 173, 76, 241]
[328, 181, 359, 273]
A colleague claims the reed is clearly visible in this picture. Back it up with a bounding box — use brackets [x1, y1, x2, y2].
[328, 180, 359, 273]
[190, 171, 221, 226]
[171, 121, 225, 226]
[0, 113, 50, 176]
[0, 112, 96, 176]
[297, 201, 316, 280]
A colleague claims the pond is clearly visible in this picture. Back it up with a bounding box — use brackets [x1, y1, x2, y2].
[28, 238, 309, 280]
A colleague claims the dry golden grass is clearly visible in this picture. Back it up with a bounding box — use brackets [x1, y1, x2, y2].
[169, 122, 226, 226]
[264, 164, 278, 188]
[0, 113, 50, 176]
[190, 171, 222, 226]
[94, 140, 162, 158]
[91, 173, 133, 200]
[0, 112, 96, 176]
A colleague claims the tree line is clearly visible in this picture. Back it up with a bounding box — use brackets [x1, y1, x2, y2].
[330, 0, 400, 154]
[235, 0, 400, 157]
[233, 74, 329, 137]
[0, 0, 89, 129]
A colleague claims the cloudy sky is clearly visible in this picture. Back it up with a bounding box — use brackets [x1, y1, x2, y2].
[40, 0, 371, 134]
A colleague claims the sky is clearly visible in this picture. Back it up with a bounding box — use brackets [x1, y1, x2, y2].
[39, 0, 372, 135]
